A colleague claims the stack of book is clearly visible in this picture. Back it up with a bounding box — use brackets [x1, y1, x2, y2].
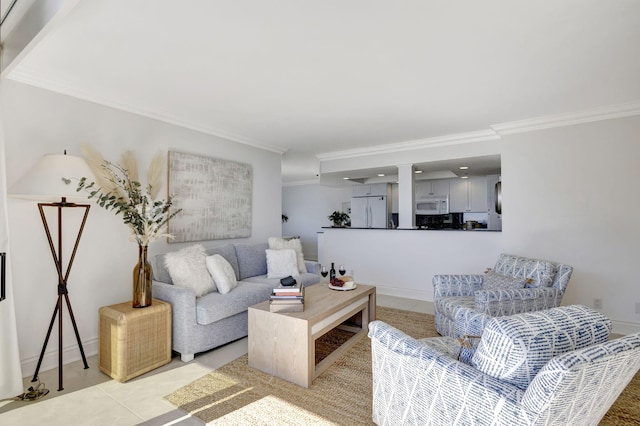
[269, 281, 304, 313]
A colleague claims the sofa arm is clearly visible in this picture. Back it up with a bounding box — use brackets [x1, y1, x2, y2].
[474, 287, 563, 316]
[304, 260, 319, 274]
[433, 274, 483, 298]
[152, 280, 197, 335]
[368, 320, 525, 425]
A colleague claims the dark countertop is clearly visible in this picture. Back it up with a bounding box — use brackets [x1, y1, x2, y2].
[320, 227, 501, 232]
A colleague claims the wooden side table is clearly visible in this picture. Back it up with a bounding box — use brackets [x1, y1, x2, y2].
[98, 299, 172, 382]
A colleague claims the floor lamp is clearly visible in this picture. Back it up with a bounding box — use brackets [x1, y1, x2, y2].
[9, 152, 97, 391]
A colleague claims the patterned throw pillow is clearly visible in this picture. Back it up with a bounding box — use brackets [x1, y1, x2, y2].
[471, 305, 612, 390]
[164, 244, 216, 297]
[493, 254, 556, 288]
[482, 271, 527, 291]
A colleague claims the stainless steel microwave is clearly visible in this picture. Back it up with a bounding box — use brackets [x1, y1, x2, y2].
[416, 196, 449, 215]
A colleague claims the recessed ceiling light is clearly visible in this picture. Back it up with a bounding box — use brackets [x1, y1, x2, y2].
[414, 170, 423, 174]
[459, 166, 469, 170]
[461, 175, 469, 179]
[343, 177, 350, 180]
[378, 173, 385, 177]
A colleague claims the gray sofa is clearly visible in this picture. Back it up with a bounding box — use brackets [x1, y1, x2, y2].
[152, 242, 321, 362]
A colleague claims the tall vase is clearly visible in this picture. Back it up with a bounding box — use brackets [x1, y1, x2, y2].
[133, 245, 152, 308]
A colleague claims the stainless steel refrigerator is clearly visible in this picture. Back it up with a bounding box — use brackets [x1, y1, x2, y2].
[351, 195, 390, 228]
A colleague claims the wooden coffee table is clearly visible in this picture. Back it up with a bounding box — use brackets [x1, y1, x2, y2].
[248, 283, 376, 388]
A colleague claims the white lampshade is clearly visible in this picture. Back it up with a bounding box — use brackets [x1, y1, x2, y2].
[9, 154, 97, 202]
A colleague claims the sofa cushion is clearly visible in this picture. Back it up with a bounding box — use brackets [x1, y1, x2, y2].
[206, 254, 238, 295]
[268, 236, 306, 274]
[164, 244, 216, 297]
[195, 281, 273, 325]
[266, 248, 300, 279]
[471, 305, 612, 390]
[235, 243, 268, 280]
[493, 254, 556, 288]
[435, 296, 476, 320]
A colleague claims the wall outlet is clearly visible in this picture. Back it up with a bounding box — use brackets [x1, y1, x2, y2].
[593, 298, 603, 309]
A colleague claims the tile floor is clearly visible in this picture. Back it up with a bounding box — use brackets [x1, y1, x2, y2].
[0, 295, 432, 426]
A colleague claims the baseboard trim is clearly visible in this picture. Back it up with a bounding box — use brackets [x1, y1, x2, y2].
[374, 284, 432, 302]
[20, 338, 98, 379]
[611, 320, 640, 335]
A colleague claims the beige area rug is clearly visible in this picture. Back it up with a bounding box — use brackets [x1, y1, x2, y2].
[165, 307, 639, 425]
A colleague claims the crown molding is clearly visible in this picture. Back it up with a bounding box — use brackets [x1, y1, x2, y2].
[491, 101, 640, 135]
[6, 70, 287, 154]
[317, 129, 499, 162]
[282, 178, 321, 187]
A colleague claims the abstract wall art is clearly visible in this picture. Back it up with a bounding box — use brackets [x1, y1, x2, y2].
[168, 151, 252, 242]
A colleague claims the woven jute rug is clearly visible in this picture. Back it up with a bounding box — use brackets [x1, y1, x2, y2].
[165, 307, 639, 425]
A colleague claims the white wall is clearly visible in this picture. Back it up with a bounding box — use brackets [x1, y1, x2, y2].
[282, 183, 352, 260]
[315, 115, 640, 334]
[2, 80, 282, 374]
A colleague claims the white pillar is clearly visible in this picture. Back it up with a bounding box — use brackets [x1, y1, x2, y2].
[397, 164, 415, 229]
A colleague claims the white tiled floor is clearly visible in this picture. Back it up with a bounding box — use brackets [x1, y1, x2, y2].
[0, 295, 432, 426]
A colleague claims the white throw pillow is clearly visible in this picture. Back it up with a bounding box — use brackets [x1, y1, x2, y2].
[206, 254, 238, 295]
[268, 237, 306, 274]
[164, 244, 216, 297]
[266, 249, 300, 279]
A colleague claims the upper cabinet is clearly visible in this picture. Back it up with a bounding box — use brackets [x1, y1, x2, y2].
[352, 183, 389, 197]
[415, 179, 450, 198]
[449, 176, 489, 213]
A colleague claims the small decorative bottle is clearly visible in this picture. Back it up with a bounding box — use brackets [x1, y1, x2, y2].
[329, 262, 336, 281]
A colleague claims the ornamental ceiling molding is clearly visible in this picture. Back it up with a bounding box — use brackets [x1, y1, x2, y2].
[6, 69, 287, 155]
[491, 100, 640, 136]
[319, 100, 640, 162]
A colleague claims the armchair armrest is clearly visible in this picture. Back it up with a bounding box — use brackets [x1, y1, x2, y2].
[433, 274, 483, 298]
[474, 287, 563, 316]
[368, 320, 525, 425]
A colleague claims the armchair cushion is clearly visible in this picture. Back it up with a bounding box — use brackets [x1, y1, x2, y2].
[435, 296, 475, 319]
[471, 305, 612, 390]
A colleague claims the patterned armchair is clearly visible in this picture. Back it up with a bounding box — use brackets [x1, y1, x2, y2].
[369, 305, 640, 426]
[433, 253, 573, 337]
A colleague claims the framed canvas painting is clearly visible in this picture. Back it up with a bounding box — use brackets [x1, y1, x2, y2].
[168, 151, 252, 242]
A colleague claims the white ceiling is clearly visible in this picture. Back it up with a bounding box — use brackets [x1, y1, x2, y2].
[4, 0, 640, 183]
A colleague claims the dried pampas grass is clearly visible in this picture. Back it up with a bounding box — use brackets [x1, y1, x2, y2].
[80, 143, 166, 199]
[80, 143, 122, 196]
[146, 151, 165, 199]
[120, 150, 139, 183]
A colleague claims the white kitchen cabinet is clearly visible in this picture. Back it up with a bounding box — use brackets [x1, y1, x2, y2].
[449, 176, 489, 212]
[352, 183, 389, 197]
[415, 179, 450, 198]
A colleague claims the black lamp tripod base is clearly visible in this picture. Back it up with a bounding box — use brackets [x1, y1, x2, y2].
[31, 199, 90, 391]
